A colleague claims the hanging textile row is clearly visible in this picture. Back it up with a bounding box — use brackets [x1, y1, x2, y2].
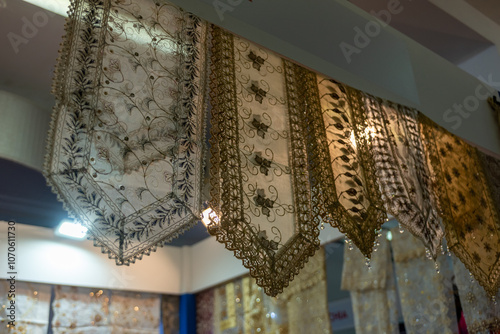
[45, 0, 500, 297]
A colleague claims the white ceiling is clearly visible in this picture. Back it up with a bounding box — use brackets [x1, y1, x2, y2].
[350, 0, 493, 64]
[0, 0, 65, 111]
[0, 0, 495, 113]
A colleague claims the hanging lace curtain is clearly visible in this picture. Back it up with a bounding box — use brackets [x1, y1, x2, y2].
[341, 235, 399, 334]
[51, 285, 111, 333]
[196, 289, 215, 334]
[419, 114, 500, 297]
[109, 290, 161, 333]
[280, 247, 331, 334]
[241, 276, 288, 334]
[302, 73, 387, 258]
[452, 254, 500, 333]
[161, 295, 180, 334]
[207, 25, 320, 296]
[197, 249, 330, 333]
[363, 94, 443, 257]
[44, 0, 209, 265]
[207, 278, 286, 334]
[0, 281, 51, 334]
[391, 227, 458, 334]
[213, 280, 245, 334]
[51, 286, 160, 333]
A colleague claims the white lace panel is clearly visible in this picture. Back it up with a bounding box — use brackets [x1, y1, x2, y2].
[45, 0, 209, 265]
[391, 228, 458, 334]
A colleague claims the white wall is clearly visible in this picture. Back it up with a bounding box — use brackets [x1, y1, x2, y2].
[0, 221, 344, 294]
[0, 221, 183, 294]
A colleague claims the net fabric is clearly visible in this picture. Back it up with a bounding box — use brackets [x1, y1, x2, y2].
[363, 94, 443, 257]
[196, 289, 215, 334]
[196, 247, 331, 334]
[161, 295, 180, 334]
[452, 254, 500, 334]
[213, 281, 245, 334]
[0, 281, 51, 334]
[241, 276, 288, 334]
[280, 247, 331, 334]
[303, 74, 387, 258]
[51, 285, 110, 333]
[391, 227, 458, 334]
[207, 25, 320, 297]
[341, 236, 399, 334]
[419, 114, 500, 297]
[109, 290, 160, 333]
[44, 0, 209, 265]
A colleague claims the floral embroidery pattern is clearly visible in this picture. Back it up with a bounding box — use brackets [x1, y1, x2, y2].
[301, 72, 386, 258]
[363, 95, 443, 257]
[254, 153, 272, 176]
[250, 83, 267, 104]
[45, 0, 208, 265]
[254, 189, 275, 217]
[208, 26, 320, 296]
[248, 51, 265, 70]
[420, 114, 500, 297]
[251, 116, 269, 139]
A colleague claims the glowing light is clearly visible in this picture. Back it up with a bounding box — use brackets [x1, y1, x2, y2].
[349, 131, 357, 149]
[386, 230, 393, 241]
[270, 312, 276, 319]
[350, 126, 376, 150]
[201, 208, 219, 227]
[55, 220, 88, 239]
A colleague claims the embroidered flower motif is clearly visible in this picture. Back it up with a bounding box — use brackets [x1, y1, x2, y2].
[472, 252, 481, 263]
[484, 242, 492, 253]
[252, 117, 269, 139]
[254, 153, 271, 175]
[97, 147, 110, 161]
[458, 191, 466, 204]
[465, 292, 476, 305]
[257, 230, 279, 251]
[444, 172, 452, 183]
[248, 51, 264, 70]
[254, 188, 274, 217]
[107, 58, 121, 74]
[250, 83, 266, 103]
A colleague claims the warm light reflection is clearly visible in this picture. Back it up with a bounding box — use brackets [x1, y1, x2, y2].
[201, 208, 219, 227]
[350, 126, 376, 149]
[349, 131, 357, 149]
